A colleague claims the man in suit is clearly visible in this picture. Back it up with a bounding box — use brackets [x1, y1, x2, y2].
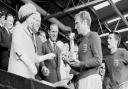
[40, 24, 61, 83]
[36, 29, 47, 55]
[0, 14, 14, 71]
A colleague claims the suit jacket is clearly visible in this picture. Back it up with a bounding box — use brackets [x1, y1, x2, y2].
[0, 27, 12, 70]
[40, 40, 61, 83]
[8, 24, 37, 78]
[35, 34, 43, 55]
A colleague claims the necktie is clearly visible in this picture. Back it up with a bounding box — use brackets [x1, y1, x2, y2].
[53, 42, 56, 52]
[53, 42, 58, 64]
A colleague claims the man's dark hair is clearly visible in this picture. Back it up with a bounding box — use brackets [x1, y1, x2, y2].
[5, 14, 14, 20]
[0, 11, 6, 18]
[109, 31, 121, 47]
[37, 29, 46, 35]
[48, 23, 58, 31]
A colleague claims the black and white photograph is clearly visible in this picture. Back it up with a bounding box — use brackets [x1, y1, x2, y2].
[0, 0, 128, 89]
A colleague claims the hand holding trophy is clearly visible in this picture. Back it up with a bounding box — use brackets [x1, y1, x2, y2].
[69, 32, 80, 64]
[69, 32, 75, 40]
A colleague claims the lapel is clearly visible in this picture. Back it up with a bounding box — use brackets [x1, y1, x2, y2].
[46, 40, 61, 80]
[46, 40, 60, 65]
[24, 26, 37, 53]
[47, 40, 60, 56]
[3, 27, 10, 37]
[47, 40, 54, 53]
[2, 27, 11, 43]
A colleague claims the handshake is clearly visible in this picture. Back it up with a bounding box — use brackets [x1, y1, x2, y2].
[41, 53, 56, 76]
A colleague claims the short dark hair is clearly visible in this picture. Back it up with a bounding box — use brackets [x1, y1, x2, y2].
[109, 32, 121, 47]
[0, 11, 6, 18]
[49, 23, 58, 31]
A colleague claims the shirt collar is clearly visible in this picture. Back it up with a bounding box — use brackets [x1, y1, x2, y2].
[49, 39, 57, 47]
[49, 39, 54, 47]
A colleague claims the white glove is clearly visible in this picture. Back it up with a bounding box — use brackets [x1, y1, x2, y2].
[45, 53, 56, 60]
[41, 66, 50, 76]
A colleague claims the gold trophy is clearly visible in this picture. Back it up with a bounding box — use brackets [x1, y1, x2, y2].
[69, 33, 79, 63]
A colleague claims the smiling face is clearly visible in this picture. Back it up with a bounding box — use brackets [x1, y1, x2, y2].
[48, 24, 58, 42]
[6, 15, 14, 30]
[0, 15, 5, 26]
[39, 31, 47, 43]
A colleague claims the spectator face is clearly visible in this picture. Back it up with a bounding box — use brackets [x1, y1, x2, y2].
[40, 32, 47, 43]
[75, 16, 88, 35]
[0, 15, 5, 26]
[49, 24, 58, 42]
[107, 34, 118, 49]
[6, 15, 14, 29]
